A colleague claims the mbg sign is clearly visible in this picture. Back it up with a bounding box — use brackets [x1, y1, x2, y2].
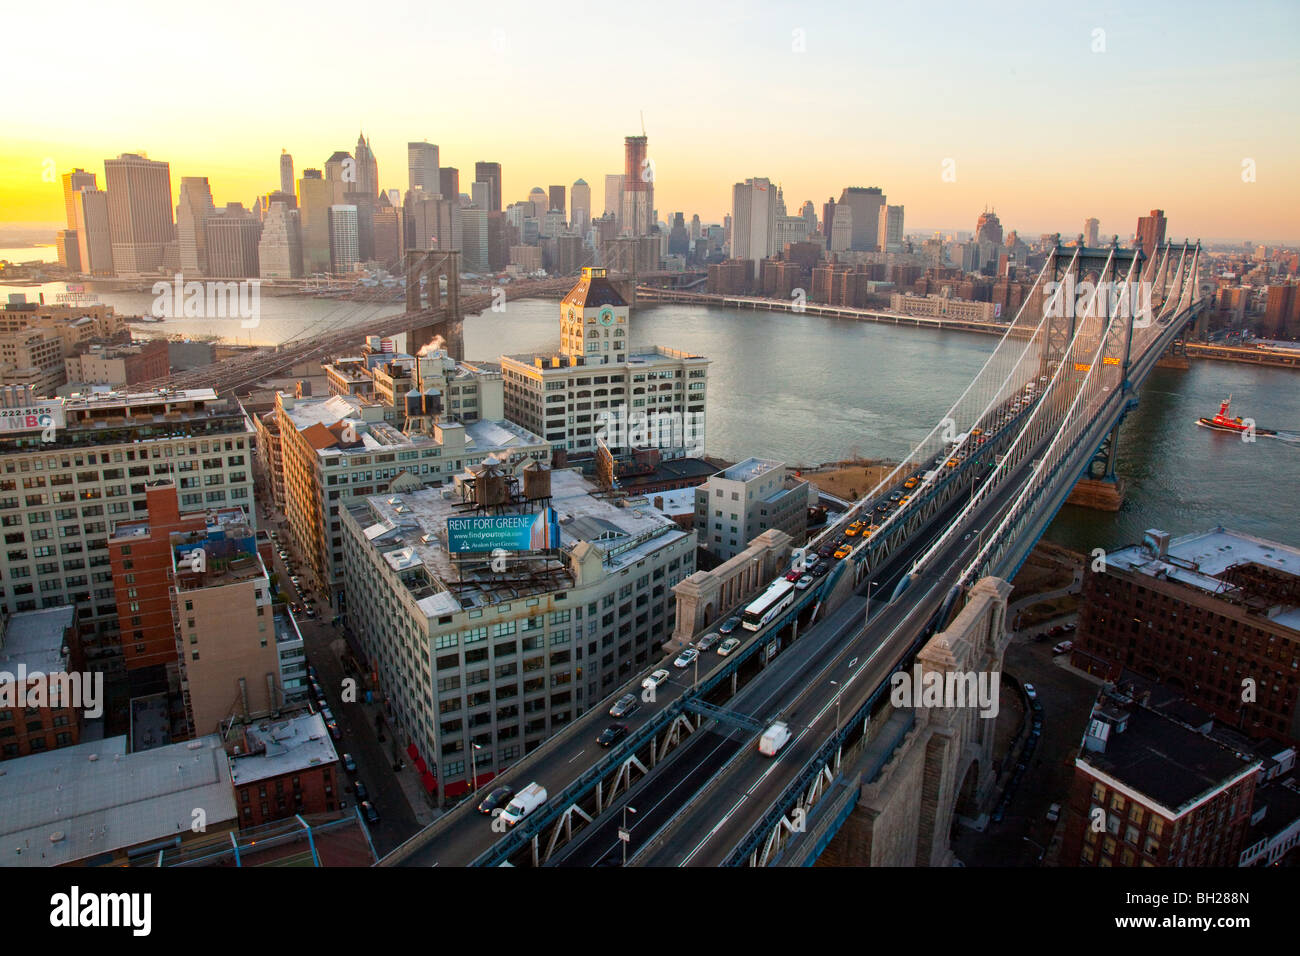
[447, 508, 561, 554]
[0, 401, 65, 434]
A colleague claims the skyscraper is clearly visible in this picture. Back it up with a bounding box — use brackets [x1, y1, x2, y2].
[1084, 217, 1100, 247]
[440, 167, 459, 201]
[474, 162, 502, 212]
[459, 204, 489, 272]
[324, 151, 353, 204]
[206, 203, 262, 278]
[975, 208, 1004, 246]
[621, 136, 652, 236]
[731, 177, 778, 266]
[72, 188, 113, 275]
[61, 168, 96, 228]
[408, 141, 440, 194]
[328, 204, 359, 273]
[878, 204, 905, 252]
[836, 186, 885, 252]
[604, 173, 624, 227]
[298, 169, 333, 274]
[571, 179, 591, 237]
[280, 150, 294, 195]
[258, 202, 303, 278]
[354, 132, 378, 198]
[1136, 209, 1167, 255]
[176, 177, 215, 276]
[103, 153, 175, 275]
[549, 185, 566, 216]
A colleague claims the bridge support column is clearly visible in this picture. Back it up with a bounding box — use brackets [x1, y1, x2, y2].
[1067, 421, 1125, 511]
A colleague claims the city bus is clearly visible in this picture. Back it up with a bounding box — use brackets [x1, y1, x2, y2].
[741, 577, 797, 631]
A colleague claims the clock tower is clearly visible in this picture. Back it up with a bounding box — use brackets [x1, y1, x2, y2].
[559, 267, 630, 364]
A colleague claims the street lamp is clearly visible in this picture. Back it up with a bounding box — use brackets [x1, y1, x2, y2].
[621, 805, 637, 867]
[865, 579, 880, 621]
[470, 742, 483, 795]
[830, 679, 842, 730]
[1022, 835, 1046, 864]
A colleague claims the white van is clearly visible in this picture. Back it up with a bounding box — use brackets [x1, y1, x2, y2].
[759, 721, 792, 757]
[498, 782, 547, 827]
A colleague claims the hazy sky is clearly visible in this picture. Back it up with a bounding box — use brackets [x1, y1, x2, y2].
[4, 0, 1298, 241]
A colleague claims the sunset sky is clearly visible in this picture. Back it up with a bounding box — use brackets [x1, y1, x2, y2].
[4, 0, 1298, 242]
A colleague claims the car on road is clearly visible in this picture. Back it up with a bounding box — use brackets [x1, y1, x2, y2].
[597, 724, 629, 747]
[674, 648, 698, 669]
[609, 693, 639, 718]
[360, 801, 380, 824]
[342, 752, 356, 773]
[817, 544, 836, 559]
[305, 606, 316, 618]
[811, 562, 830, 577]
[718, 616, 742, 635]
[784, 569, 802, 582]
[307, 664, 318, 680]
[1031, 699, 1043, 714]
[290, 576, 302, 587]
[696, 632, 720, 652]
[326, 721, 341, 741]
[803, 554, 819, 569]
[320, 705, 334, 723]
[1024, 683, 1037, 700]
[1046, 803, 1061, 823]
[717, 637, 741, 657]
[833, 546, 852, 559]
[478, 785, 514, 815]
[1053, 640, 1073, 655]
[353, 780, 368, 802]
[642, 668, 670, 691]
[499, 782, 547, 828]
[795, 574, 814, 590]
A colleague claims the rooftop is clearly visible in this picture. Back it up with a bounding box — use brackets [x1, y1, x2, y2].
[720, 457, 785, 483]
[228, 713, 338, 786]
[349, 468, 687, 613]
[0, 605, 75, 674]
[1107, 527, 1300, 631]
[0, 734, 237, 867]
[1078, 698, 1259, 818]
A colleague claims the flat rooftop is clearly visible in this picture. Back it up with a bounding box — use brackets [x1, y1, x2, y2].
[1108, 527, 1300, 631]
[0, 734, 237, 867]
[351, 468, 687, 613]
[0, 605, 75, 674]
[502, 345, 708, 369]
[274, 609, 303, 645]
[228, 713, 338, 786]
[1078, 702, 1259, 817]
[720, 457, 784, 483]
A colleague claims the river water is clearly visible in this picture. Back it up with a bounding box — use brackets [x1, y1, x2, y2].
[3, 268, 1296, 556]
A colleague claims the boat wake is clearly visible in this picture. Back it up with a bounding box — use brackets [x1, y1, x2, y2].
[1264, 431, 1300, 445]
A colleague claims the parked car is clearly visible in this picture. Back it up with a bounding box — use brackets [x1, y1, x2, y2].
[674, 648, 698, 669]
[360, 800, 380, 824]
[353, 780, 369, 802]
[1046, 803, 1061, 823]
[341, 752, 357, 772]
[1024, 683, 1037, 700]
[718, 616, 742, 635]
[1053, 640, 1073, 655]
[326, 721, 341, 741]
[478, 785, 514, 815]
[642, 668, 670, 691]
[597, 724, 629, 747]
[717, 637, 741, 657]
[696, 632, 720, 652]
[609, 693, 639, 718]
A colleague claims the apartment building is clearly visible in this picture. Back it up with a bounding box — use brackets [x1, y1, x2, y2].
[340, 468, 695, 798]
[227, 711, 342, 827]
[0, 387, 255, 661]
[274, 392, 549, 609]
[693, 458, 811, 562]
[324, 344, 503, 428]
[0, 605, 82, 760]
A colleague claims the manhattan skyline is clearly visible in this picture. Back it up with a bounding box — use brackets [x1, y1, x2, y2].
[3, 0, 1298, 242]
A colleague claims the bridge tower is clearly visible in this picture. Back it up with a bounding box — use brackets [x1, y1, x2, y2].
[404, 249, 463, 359]
[601, 236, 640, 307]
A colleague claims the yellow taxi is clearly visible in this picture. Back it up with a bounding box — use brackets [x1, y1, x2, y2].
[833, 545, 852, 559]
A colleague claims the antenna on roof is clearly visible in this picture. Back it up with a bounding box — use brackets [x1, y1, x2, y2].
[640, 111, 645, 136]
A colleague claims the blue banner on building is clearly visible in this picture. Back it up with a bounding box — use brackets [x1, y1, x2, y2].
[446, 508, 561, 554]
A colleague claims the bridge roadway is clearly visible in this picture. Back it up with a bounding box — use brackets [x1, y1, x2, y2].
[556, 446, 1026, 866]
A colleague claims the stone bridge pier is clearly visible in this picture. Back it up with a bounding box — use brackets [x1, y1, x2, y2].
[818, 577, 1013, 866]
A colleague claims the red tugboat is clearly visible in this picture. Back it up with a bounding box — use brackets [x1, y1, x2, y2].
[1197, 395, 1276, 435]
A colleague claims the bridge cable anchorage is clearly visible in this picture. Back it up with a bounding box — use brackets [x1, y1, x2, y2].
[956, 243, 1202, 586]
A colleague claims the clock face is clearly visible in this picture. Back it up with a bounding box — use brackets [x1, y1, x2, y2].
[598, 307, 615, 327]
